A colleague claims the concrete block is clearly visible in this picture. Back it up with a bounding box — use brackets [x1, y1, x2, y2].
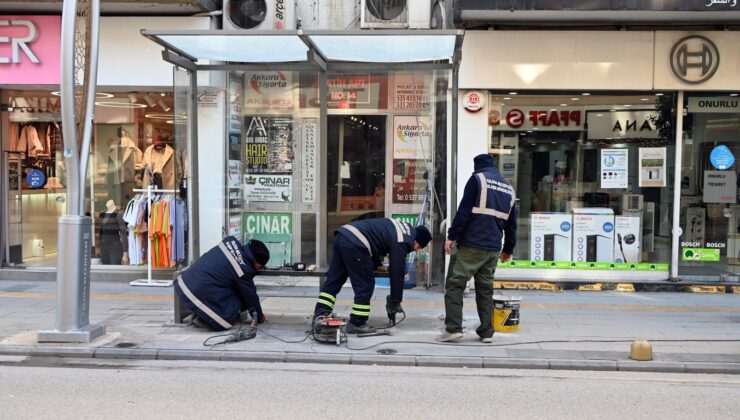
[350, 354, 416, 367]
[285, 352, 351, 365]
[157, 349, 222, 361]
[416, 356, 483, 368]
[30, 346, 94, 358]
[483, 357, 550, 370]
[0, 346, 34, 356]
[220, 351, 285, 363]
[617, 360, 686, 373]
[94, 347, 158, 360]
[684, 362, 740, 374]
[549, 359, 617, 371]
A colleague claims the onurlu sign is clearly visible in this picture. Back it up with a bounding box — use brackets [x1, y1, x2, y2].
[0, 16, 61, 84]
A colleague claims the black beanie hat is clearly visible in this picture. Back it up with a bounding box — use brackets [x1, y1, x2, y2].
[248, 240, 270, 266]
[414, 225, 432, 249]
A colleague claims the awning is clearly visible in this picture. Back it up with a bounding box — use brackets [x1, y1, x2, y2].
[141, 29, 464, 71]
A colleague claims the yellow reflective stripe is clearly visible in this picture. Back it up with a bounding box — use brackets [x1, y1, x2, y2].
[351, 309, 371, 316]
[352, 303, 372, 310]
[317, 298, 334, 308]
[319, 292, 336, 302]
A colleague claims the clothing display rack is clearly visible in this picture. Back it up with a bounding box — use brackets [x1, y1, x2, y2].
[130, 185, 177, 287]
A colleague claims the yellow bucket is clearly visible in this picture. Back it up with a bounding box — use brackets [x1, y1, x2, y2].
[492, 296, 521, 333]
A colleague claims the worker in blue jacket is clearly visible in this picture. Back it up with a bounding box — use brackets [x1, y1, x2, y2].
[176, 236, 270, 331]
[314, 218, 432, 334]
[439, 153, 517, 343]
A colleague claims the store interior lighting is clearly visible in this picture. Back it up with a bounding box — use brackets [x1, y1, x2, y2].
[128, 93, 139, 103]
[157, 99, 171, 112]
[144, 94, 156, 107]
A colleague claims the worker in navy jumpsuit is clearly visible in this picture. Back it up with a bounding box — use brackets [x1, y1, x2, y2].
[314, 218, 432, 334]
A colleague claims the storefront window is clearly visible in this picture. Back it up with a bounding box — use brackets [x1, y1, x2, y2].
[2, 89, 184, 268]
[679, 94, 740, 280]
[490, 93, 673, 277]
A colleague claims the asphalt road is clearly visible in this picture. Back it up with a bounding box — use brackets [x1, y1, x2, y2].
[0, 357, 738, 419]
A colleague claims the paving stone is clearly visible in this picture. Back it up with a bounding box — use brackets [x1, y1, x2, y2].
[157, 349, 223, 361]
[416, 356, 483, 368]
[285, 353, 351, 364]
[483, 358, 550, 370]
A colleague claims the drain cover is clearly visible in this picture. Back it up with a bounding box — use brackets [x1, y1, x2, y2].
[376, 348, 397, 355]
[115, 342, 137, 348]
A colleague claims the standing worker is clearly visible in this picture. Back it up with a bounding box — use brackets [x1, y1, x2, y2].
[176, 236, 270, 331]
[439, 154, 517, 343]
[313, 218, 432, 334]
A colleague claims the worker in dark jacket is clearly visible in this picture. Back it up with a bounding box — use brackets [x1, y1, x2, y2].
[439, 153, 517, 343]
[314, 218, 432, 334]
[176, 236, 270, 331]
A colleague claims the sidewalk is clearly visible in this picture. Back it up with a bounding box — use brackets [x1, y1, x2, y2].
[1, 279, 739, 373]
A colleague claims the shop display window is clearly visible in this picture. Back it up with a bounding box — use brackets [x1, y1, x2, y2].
[489, 93, 674, 274]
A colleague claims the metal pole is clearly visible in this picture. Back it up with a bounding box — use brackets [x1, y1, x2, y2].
[38, 0, 105, 343]
[78, 0, 100, 214]
[450, 63, 459, 227]
[318, 70, 328, 268]
[670, 91, 684, 281]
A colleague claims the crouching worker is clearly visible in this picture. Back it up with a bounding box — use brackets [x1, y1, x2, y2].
[176, 236, 270, 331]
[313, 218, 432, 334]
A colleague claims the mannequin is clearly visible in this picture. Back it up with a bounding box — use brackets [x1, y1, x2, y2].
[143, 130, 179, 190]
[99, 199, 129, 265]
[102, 126, 143, 204]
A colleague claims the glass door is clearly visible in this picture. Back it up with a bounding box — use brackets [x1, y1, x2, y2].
[326, 115, 387, 256]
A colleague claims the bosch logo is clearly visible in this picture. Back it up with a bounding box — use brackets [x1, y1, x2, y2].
[506, 109, 525, 128]
[670, 35, 720, 85]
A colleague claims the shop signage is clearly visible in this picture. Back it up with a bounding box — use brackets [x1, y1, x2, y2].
[705, 0, 737, 8]
[327, 73, 371, 105]
[587, 110, 660, 139]
[462, 91, 485, 112]
[391, 214, 419, 226]
[499, 260, 669, 271]
[301, 118, 318, 203]
[639, 147, 667, 187]
[243, 71, 293, 110]
[688, 96, 740, 113]
[197, 91, 219, 108]
[244, 116, 293, 175]
[393, 73, 431, 111]
[495, 107, 583, 131]
[393, 116, 433, 159]
[228, 215, 242, 237]
[392, 159, 429, 204]
[669, 35, 720, 85]
[243, 212, 292, 268]
[681, 248, 720, 262]
[0, 16, 61, 84]
[26, 168, 45, 189]
[600, 149, 628, 189]
[244, 174, 293, 202]
[703, 170, 736, 203]
[709, 145, 735, 169]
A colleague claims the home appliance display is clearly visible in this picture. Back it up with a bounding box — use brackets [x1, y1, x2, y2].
[614, 216, 641, 263]
[572, 208, 615, 263]
[530, 213, 572, 261]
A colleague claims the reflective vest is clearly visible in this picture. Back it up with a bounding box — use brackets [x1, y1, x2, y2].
[459, 169, 516, 251]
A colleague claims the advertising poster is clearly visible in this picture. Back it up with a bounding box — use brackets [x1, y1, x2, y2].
[530, 213, 572, 261]
[639, 147, 667, 187]
[244, 116, 293, 174]
[243, 70, 293, 110]
[228, 133, 241, 160]
[703, 171, 737, 204]
[243, 212, 292, 268]
[600, 149, 628, 189]
[301, 118, 318, 203]
[572, 208, 615, 263]
[228, 75, 242, 134]
[392, 159, 429, 204]
[393, 115, 433, 159]
[393, 73, 431, 111]
[244, 174, 293, 202]
[227, 160, 242, 189]
[327, 73, 371, 106]
[228, 189, 243, 210]
[228, 215, 242, 238]
[681, 248, 720, 262]
[391, 214, 419, 226]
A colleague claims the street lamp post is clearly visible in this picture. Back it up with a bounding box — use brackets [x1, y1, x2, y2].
[37, 0, 105, 343]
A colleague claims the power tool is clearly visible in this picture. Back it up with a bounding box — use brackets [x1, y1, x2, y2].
[386, 295, 404, 327]
[311, 312, 347, 345]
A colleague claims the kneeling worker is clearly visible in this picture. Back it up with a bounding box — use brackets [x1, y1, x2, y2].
[176, 236, 270, 331]
[314, 218, 432, 334]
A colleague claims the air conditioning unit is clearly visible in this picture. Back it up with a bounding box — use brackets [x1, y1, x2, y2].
[223, 0, 296, 31]
[361, 0, 432, 29]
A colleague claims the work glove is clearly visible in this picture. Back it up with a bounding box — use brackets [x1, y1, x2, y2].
[250, 309, 267, 325]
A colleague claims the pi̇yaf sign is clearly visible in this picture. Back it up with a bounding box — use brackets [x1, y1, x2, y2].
[462, 91, 485, 112]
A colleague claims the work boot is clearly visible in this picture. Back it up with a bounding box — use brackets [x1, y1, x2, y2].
[189, 315, 209, 330]
[437, 331, 463, 342]
[345, 322, 377, 335]
[480, 336, 493, 344]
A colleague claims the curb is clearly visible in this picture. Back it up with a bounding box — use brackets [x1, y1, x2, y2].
[1, 346, 739, 374]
